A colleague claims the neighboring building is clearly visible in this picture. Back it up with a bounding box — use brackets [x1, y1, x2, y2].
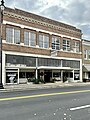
[82, 40, 90, 80]
[1, 7, 82, 85]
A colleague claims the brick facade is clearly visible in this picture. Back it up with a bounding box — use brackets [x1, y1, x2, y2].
[1, 7, 83, 85]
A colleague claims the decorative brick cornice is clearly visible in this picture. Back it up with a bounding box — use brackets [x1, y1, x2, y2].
[4, 8, 82, 37]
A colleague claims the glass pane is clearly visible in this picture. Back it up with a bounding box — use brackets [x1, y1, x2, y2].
[6, 28, 13, 43]
[30, 32, 36, 46]
[39, 35, 43, 48]
[44, 36, 49, 48]
[24, 32, 29, 45]
[14, 29, 20, 44]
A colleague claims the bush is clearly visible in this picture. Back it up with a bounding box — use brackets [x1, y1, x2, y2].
[33, 78, 39, 84]
[27, 77, 46, 84]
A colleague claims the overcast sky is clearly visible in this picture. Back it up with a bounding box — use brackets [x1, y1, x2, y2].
[4, 0, 90, 40]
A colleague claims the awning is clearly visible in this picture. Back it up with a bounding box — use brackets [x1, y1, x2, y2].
[83, 65, 90, 72]
[38, 66, 73, 70]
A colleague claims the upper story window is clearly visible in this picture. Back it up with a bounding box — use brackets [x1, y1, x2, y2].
[39, 34, 49, 48]
[84, 50, 87, 59]
[73, 41, 80, 52]
[88, 50, 90, 59]
[63, 40, 70, 51]
[6, 27, 20, 44]
[52, 36, 60, 50]
[24, 31, 36, 47]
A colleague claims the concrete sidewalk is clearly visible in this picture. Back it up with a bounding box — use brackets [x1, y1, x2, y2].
[0, 82, 90, 92]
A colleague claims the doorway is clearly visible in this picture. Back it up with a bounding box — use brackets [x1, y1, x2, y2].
[44, 70, 52, 82]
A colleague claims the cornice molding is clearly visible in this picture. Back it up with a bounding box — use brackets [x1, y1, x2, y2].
[4, 11, 81, 36]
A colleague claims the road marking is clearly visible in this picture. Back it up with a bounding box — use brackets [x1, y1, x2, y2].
[0, 89, 90, 102]
[70, 105, 90, 111]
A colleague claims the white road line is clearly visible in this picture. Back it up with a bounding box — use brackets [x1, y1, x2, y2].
[70, 105, 90, 111]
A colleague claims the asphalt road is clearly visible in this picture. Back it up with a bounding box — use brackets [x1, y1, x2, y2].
[0, 85, 90, 120]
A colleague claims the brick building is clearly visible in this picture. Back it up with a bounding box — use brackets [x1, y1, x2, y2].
[82, 40, 90, 80]
[1, 7, 82, 85]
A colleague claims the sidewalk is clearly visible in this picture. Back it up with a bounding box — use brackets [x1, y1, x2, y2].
[1, 82, 90, 92]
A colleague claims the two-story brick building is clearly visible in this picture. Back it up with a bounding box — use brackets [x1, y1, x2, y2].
[1, 7, 82, 85]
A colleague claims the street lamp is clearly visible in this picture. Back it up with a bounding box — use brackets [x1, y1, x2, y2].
[0, 0, 5, 89]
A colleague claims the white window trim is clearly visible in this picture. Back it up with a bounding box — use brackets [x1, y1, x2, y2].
[63, 40, 70, 51]
[52, 37, 60, 50]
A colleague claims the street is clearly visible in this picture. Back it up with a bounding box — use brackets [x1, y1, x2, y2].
[0, 85, 90, 120]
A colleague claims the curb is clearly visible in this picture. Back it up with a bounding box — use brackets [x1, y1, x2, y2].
[0, 82, 90, 92]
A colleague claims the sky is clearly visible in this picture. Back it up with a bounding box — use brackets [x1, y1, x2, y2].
[4, 0, 90, 40]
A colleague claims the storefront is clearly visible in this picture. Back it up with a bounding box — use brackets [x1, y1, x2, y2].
[3, 53, 82, 85]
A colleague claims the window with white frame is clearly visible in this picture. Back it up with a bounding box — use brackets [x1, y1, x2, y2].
[63, 40, 70, 51]
[6, 27, 20, 44]
[52, 36, 60, 50]
[14, 29, 20, 44]
[39, 34, 49, 48]
[84, 50, 87, 59]
[73, 41, 80, 52]
[88, 50, 90, 59]
[24, 31, 36, 47]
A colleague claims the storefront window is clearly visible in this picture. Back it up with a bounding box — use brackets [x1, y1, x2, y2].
[6, 55, 36, 67]
[53, 72, 61, 77]
[6, 72, 18, 84]
[38, 58, 61, 67]
[74, 71, 80, 80]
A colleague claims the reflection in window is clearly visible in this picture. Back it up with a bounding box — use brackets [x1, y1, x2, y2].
[39, 34, 49, 48]
[24, 31, 36, 47]
[62, 60, 80, 68]
[52, 36, 60, 50]
[38, 58, 61, 67]
[63, 40, 70, 51]
[72, 41, 80, 52]
[84, 50, 87, 59]
[24, 32, 29, 45]
[53, 72, 61, 77]
[88, 50, 90, 59]
[6, 55, 36, 67]
[6, 28, 13, 43]
[14, 29, 20, 44]
[6, 27, 20, 44]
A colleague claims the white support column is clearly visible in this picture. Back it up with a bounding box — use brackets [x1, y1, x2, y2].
[73, 70, 74, 82]
[36, 57, 38, 79]
[18, 68, 19, 84]
[61, 70, 63, 82]
[2, 51, 5, 85]
[80, 59, 82, 82]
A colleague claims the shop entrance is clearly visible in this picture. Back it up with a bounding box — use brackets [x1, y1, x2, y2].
[63, 71, 73, 82]
[44, 70, 52, 82]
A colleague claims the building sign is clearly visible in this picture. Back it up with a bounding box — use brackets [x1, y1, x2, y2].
[74, 73, 80, 80]
[6, 72, 17, 83]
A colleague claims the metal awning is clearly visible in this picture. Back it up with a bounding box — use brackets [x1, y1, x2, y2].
[38, 66, 73, 70]
[83, 65, 90, 72]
